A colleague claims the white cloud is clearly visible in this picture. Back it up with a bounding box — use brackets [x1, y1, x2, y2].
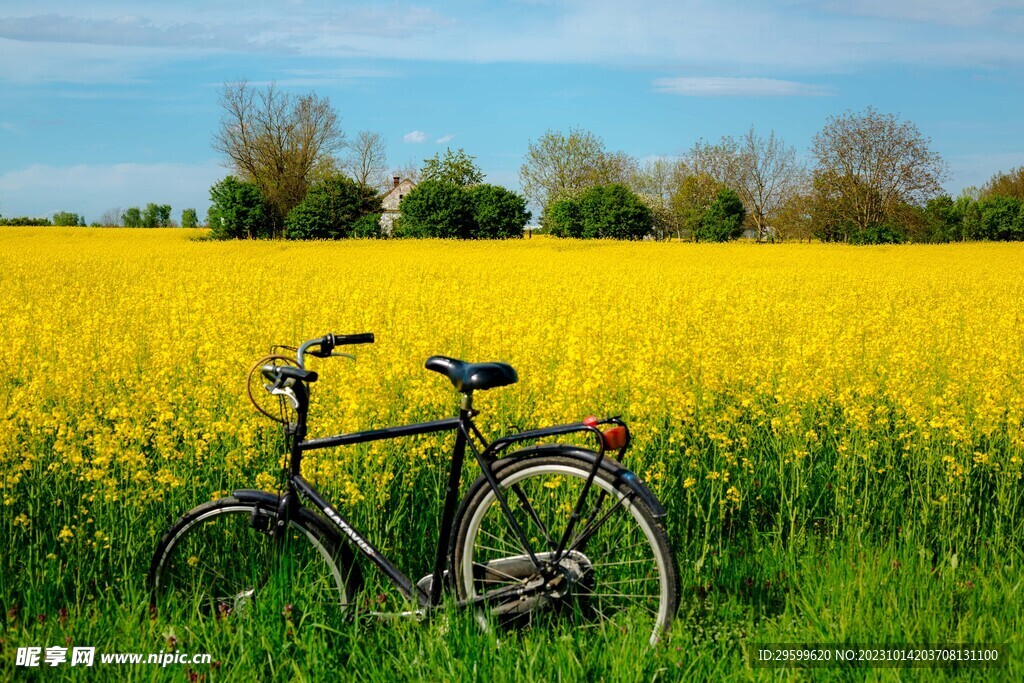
[652, 76, 835, 97]
[403, 130, 427, 143]
[435, 134, 455, 144]
[0, 162, 223, 219]
[3, 1, 1024, 84]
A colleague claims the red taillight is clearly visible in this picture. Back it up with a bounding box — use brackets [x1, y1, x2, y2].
[582, 416, 598, 427]
[602, 426, 627, 450]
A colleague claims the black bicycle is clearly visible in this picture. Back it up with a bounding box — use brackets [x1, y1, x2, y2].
[148, 333, 678, 644]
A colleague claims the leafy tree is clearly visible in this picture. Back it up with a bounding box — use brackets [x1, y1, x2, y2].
[121, 207, 143, 228]
[520, 128, 635, 212]
[468, 184, 530, 239]
[3, 216, 51, 226]
[181, 208, 199, 228]
[954, 194, 983, 240]
[981, 166, 1024, 200]
[670, 173, 724, 239]
[52, 211, 83, 227]
[213, 80, 345, 236]
[978, 195, 1024, 241]
[810, 107, 948, 240]
[693, 188, 746, 242]
[207, 176, 271, 239]
[546, 184, 652, 240]
[421, 148, 484, 187]
[142, 203, 172, 228]
[395, 179, 475, 239]
[923, 195, 959, 242]
[342, 130, 389, 190]
[284, 174, 382, 240]
[351, 213, 383, 238]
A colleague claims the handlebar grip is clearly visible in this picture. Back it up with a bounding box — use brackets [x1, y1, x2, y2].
[332, 332, 374, 345]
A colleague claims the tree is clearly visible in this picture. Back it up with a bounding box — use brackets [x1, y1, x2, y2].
[284, 174, 382, 240]
[142, 203, 172, 228]
[670, 173, 724, 239]
[546, 184, 652, 240]
[52, 211, 83, 227]
[519, 128, 635, 213]
[181, 208, 199, 228]
[629, 158, 688, 240]
[394, 179, 475, 239]
[810, 107, 948, 241]
[981, 166, 1024, 200]
[207, 176, 271, 239]
[342, 130, 389, 190]
[694, 188, 746, 242]
[977, 196, 1024, 241]
[99, 208, 122, 227]
[350, 213, 383, 238]
[733, 128, 803, 242]
[121, 207, 143, 228]
[689, 129, 805, 242]
[468, 184, 531, 239]
[421, 148, 484, 187]
[213, 80, 345, 237]
[390, 160, 421, 185]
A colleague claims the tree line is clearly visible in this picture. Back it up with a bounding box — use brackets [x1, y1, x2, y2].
[0, 205, 200, 228]
[203, 81, 1022, 243]
[6, 79, 1022, 243]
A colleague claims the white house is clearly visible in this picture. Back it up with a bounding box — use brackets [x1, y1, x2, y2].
[379, 176, 416, 234]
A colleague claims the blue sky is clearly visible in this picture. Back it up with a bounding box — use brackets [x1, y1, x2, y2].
[1, 0, 1023, 221]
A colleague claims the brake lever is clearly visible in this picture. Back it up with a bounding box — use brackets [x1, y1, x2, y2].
[265, 382, 300, 410]
[330, 352, 356, 361]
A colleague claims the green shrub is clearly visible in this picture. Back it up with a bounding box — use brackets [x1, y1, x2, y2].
[207, 176, 271, 239]
[284, 175, 381, 240]
[396, 179, 475, 239]
[546, 184, 652, 239]
[351, 213, 383, 239]
[468, 184, 530, 239]
[693, 188, 745, 242]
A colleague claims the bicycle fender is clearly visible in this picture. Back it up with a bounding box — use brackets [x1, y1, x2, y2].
[489, 445, 668, 518]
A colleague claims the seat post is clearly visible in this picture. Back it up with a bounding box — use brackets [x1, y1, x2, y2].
[460, 391, 473, 412]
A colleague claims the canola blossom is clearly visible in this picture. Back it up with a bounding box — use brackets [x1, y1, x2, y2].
[1, 227, 1023, 589]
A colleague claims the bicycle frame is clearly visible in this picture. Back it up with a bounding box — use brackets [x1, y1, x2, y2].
[272, 389, 629, 611]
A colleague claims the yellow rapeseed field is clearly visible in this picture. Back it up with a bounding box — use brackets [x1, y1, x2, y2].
[1, 227, 1023, 558]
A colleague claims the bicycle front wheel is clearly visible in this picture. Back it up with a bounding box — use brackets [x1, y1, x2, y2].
[148, 496, 357, 621]
[451, 449, 678, 645]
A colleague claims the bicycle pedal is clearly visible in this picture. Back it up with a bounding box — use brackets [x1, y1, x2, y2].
[366, 610, 426, 621]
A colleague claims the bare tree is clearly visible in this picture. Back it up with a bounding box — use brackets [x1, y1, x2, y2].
[735, 128, 803, 242]
[686, 129, 803, 242]
[810, 107, 948, 240]
[99, 207, 122, 227]
[390, 160, 421, 185]
[342, 130, 389, 191]
[213, 80, 345, 236]
[629, 158, 688, 240]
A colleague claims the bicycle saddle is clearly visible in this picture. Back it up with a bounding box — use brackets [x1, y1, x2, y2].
[424, 356, 518, 392]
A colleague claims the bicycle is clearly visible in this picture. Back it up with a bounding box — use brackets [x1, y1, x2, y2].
[148, 332, 679, 644]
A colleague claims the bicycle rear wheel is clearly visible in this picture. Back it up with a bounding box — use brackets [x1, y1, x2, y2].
[149, 496, 357, 621]
[451, 449, 678, 645]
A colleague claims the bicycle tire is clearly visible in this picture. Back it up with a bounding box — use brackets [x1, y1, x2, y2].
[148, 496, 358, 620]
[451, 447, 678, 645]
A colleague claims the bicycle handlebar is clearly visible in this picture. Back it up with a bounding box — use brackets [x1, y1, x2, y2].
[297, 332, 374, 367]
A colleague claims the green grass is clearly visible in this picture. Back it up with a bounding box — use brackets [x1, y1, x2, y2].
[3, 393, 1023, 681]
